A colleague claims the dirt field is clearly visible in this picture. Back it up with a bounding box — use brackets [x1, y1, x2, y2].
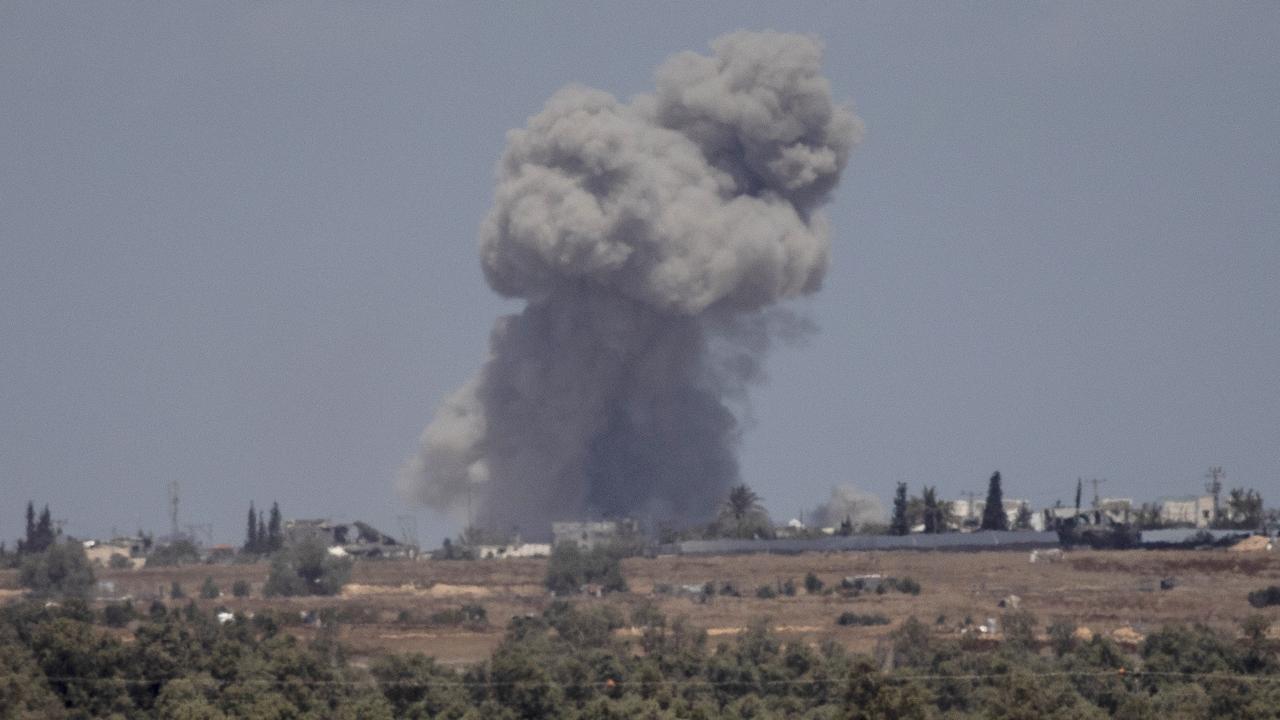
[4, 547, 1279, 666]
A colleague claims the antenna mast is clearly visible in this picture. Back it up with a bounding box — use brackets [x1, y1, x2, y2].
[1090, 478, 1107, 510]
[1205, 466, 1224, 525]
[167, 481, 180, 541]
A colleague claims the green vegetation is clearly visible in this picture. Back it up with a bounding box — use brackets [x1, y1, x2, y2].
[890, 481, 910, 535]
[101, 600, 136, 628]
[982, 470, 1009, 531]
[804, 571, 824, 594]
[263, 536, 352, 597]
[3, 598, 1278, 719]
[145, 539, 200, 567]
[244, 500, 286, 555]
[231, 579, 251, 598]
[544, 542, 627, 595]
[1248, 586, 1280, 608]
[425, 604, 488, 628]
[837, 611, 890, 626]
[18, 540, 95, 599]
[715, 484, 775, 539]
[199, 576, 220, 599]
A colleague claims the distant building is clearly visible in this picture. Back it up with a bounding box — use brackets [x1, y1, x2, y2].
[283, 519, 416, 558]
[950, 499, 1042, 531]
[1097, 498, 1133, 525]
[473, 542, 552, 559]
[551, 520, 636, 549]
[83, 541, 138, 569]
[1158, 495, 1214, 528]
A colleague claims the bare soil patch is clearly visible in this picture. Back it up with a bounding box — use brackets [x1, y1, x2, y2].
[6, 548, 1279, 665]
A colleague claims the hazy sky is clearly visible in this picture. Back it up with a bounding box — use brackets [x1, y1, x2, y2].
[2, 3, 1277, 546]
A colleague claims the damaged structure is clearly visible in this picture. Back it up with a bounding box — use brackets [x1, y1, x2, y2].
[284, 519, 417, 559]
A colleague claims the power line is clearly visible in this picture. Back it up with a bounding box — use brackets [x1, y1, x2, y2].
[31, 669, 1280, 689]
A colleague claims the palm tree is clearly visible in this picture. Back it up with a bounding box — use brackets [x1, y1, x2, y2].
[723, 485, 763, 522]
[719, 485, 772, 539]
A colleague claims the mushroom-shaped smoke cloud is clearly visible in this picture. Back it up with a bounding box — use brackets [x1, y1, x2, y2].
[400, 31, 862, 535]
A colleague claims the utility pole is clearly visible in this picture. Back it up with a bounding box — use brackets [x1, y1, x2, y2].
[167, 481, 180, 542]
[1090, 478, 1107, 510]
[1205, 466, 1224, 526]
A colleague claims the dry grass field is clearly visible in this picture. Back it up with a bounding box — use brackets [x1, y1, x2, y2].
[4, 547, 1279, 666]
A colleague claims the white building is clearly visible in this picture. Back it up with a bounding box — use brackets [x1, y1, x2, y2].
[473, 543, 552, 559]
[1158, 495, 1214, 528]
[950, 499, 1042, 531]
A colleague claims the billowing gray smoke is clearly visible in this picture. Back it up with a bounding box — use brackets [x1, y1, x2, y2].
[400, 31, 862, 535]
[809, 484, 887, 531]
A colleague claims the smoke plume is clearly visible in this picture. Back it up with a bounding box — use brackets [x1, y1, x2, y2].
[400, 31, 862, 534]
[809, 484, 887, 531]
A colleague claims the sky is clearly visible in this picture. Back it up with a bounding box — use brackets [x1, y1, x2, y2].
[2, 2, 1277, 546]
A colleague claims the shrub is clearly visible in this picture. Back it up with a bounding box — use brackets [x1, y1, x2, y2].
[231, 580, 250, 597]
[781, 578, 797, 597]
[837, 612, 890, 626]
[1002, 610, 1038, 649]
[170, 581, 185, 599]
[199, 577, 220, 599]
[896, 577, 922, 595]
[427, 604, 488, 628]
[108, 553, 132, 569]
[544, 601, 624, 648]
[804, 572, 824, 594]
[145, 539, 201, 567]
[755, 584, 777, 599]
[19, 541, 95, 599]
[101, 601, 136, 627]
[263, 537, 353, 597]
[1247, 586, 1280, 608]
[544, 542, 626, 595]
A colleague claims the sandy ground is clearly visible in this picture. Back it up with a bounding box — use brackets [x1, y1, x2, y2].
[2, 546, 1278, 665]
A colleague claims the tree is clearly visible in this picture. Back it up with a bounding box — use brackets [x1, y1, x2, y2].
[717, 485, 773, 539]
[981, 471, 1008, 531]
[244, 502, 258, 554]
[922, 486, 946, 534]
[1014, 503, 1033, 530]
[267, 502, 283, 552]
[19, 541, 95, 599]
[890, 483, 910, 536]
[19, 502, 56, 555]
[264, 536, 352, 597]
[199, 576, 220, 599]
[1226, 488, 1264, 529]
[22, 501, 35, 552]
[545, 542, 627, 595]
[35, 506, 54, 551]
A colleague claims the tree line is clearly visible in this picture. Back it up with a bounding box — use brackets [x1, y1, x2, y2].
[3, 592, 1280, 718]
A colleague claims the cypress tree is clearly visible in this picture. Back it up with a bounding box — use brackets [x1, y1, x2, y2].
[258, 516, 267, 553]
[981, 471, 1008, 531]
[267, 502, 283, 552]
[922, 486, 941, 534]
[245, 502, 258, 553]
[890, 482, 910, 536]
[20, 501, 35, 554]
